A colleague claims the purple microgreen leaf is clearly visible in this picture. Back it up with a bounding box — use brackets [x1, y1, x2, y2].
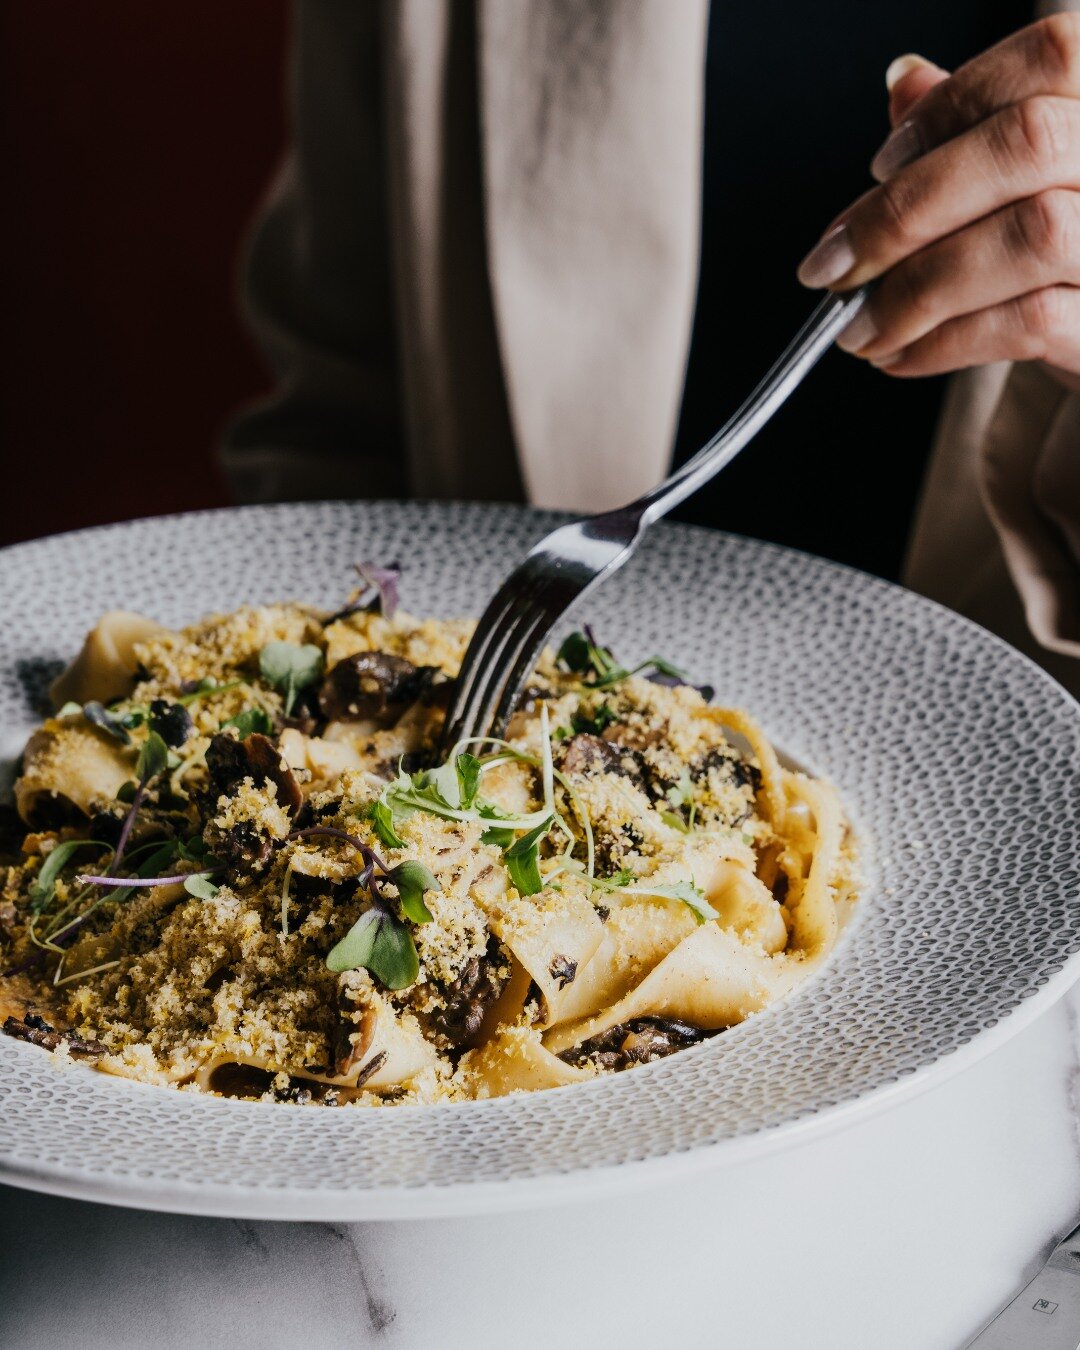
[354, 562, 400, 619]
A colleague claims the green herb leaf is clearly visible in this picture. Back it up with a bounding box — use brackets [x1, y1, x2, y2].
[425, 760, 462, 809]
[115, 780, 138, 803]
[83, 700, 133, 745]
[571, 701, 617, 736]
[648, 656, 689, 680]
[504, 814, 554, 897]
[137, 841, 182, 876]
[177, 836, 211, 863]
[221, 707, 272, 740]
[367, 798, 405, 850]
[326, 906, 419, 990]
[177, 678, 243, 707]
[259, 642, 325, 716]
[659, 809, 691, 834]
[388, 860, 437, 924]
[589, 866, 634, 892]
[28, 840, 107, 912]
[556, 631, 592, 673]
[479, 802, 516, 848]
[481, 825, 515, 847]
[183, 873, 220, 900]
[135, 729, 169, 783]
[626, 880, 718, 924]
[666, 768, 695, 809]
[456, 753, 481, 810]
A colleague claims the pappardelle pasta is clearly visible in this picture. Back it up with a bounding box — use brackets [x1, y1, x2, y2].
[0, 571, 857, 1105]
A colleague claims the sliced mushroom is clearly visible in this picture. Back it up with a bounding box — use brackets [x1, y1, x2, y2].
[3, 1013, 107, 1058]
[215, 821, 274, 879]
[558, 734, 647, 787]
[428, 938, 511, 1049]
[559, 1016, 711, 1070]
[204, 731, 303, 818]
[317, 652, 435, 724]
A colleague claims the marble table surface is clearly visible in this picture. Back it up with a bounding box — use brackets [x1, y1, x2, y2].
[4, 985, 1080, 1350]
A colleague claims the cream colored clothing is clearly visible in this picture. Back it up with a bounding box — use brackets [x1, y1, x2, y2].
[225, 0, 1080, 698]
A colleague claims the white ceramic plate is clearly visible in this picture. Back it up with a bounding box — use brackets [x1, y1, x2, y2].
[1, 502, 1078, 1221]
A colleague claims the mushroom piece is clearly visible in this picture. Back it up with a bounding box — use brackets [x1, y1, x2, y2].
[317, 651, 435, 724]
[204, 731, 303, 818]
[334, 994, 379, 1076]
[559, 1016, 711, 1070]
[428, 938, 511, 1049]
[2, 1013, 107, 1059]
[557, 734, 646, 787]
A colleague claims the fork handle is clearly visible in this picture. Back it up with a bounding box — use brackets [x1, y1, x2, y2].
[630, 286, 869, 527]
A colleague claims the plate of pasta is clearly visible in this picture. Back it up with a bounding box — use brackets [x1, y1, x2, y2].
[0, 501, 1077, 1219]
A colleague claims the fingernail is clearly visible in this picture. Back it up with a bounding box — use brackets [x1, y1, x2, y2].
[836, 306, 878, 354]
[797, 223, 856, 289]
[871, 119, 922, 181]
[885, 53, 932, 93]
[872, 350, 903, 370]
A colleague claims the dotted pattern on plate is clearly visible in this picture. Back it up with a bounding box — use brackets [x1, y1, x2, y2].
[0, 501, 1078, 1208]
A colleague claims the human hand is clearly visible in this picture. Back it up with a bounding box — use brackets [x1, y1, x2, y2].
[797, 17, 1080, 390]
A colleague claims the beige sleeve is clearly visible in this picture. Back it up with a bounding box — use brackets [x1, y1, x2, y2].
[220, 3, 407, 505]
[904, 363, 1080, 698]
[981, 363, 1080, 661]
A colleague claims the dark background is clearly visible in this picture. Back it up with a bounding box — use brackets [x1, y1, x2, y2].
[2, 2, 1028, 576]
[673, 0, 1028, 578]
[0, 2, 287, 546]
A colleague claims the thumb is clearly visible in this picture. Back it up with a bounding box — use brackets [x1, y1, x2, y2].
[885, 53, 949, 126]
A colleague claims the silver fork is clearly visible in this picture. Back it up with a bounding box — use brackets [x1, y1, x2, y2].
[439, 286, 868, 753]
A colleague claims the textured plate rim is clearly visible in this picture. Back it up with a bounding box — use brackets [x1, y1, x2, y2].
[0, 500, 1077, 1221]
[3, 948, 1080, 1222]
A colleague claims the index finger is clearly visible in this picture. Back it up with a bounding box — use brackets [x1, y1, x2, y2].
[872, 14, 1080, 181]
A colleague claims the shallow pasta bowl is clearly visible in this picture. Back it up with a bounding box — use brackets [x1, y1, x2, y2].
[0, 500, 1078, 1221]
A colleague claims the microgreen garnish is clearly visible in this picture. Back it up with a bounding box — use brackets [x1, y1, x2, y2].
[623, 880, 718, 924]
[259, 642, 325, 715]
[135, 730, 169, 783]
[378, 753, 524, 829]
[326, 906, 418, 990]
[388, 861, 437, 924]
[29, 840, 110, 913]
[589, 867, 634, 891]
[570, 701, 617, 736]
[355, 562, 400, 619]
[221, 707, 272, 740]
[56, 701, 83, 718]
[556, 627, 695, 692]
[504, 815, 555, 897]
[660, 768, 697, 833]
[177, 678, 243, 706]
[326, 561, 402, 624]
[105, 729, 170, 876]
[375, 704, 593, 890]
[82, 701, 141, 744]
[366, 798, 405, 851]
[75, 871, 218, 891]
[421, 752, 482, 812]
[478, 803, 516, 848]
[288, 826, 432, 988]
[183, 874, 220, 900]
